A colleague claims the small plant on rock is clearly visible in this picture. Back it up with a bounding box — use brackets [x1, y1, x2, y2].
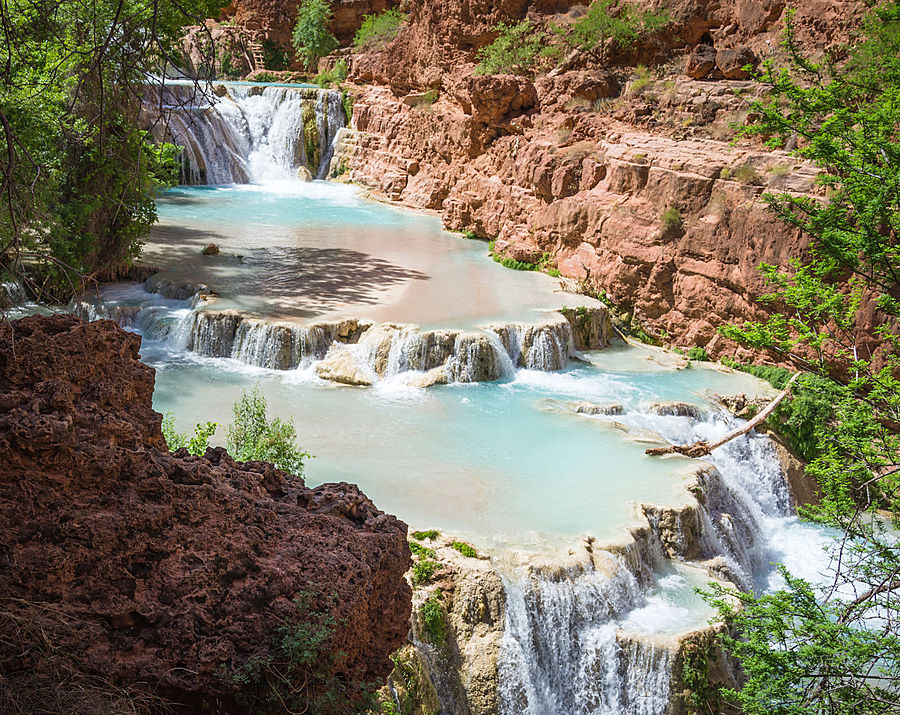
[411, 559, 438, 587]
[354, 8, 408, 50]
[420, 591, 445, 644]
[411, 529, 439, 541]
[161, 412, 218, 455]
[450, 541, 478, 558]
[660, 206, 682, 232]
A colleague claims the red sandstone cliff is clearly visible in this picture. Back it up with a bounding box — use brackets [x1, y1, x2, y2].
[327, 0, 865, 355]
[0, 314, 411, 712]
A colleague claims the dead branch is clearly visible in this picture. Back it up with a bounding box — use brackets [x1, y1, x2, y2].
[646, 372, 801, 457]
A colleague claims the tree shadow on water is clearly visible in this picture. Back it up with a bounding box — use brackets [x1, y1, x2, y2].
[245, 246, 429, 311]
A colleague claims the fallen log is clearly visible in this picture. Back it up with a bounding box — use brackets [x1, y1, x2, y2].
[645, 372, 801, 458]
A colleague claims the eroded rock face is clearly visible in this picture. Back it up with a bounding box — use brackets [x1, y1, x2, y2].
[334, 0, 866, 358]
[0, 314, 411, 710]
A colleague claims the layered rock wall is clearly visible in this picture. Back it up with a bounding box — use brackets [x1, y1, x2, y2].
[0, 315, 411, 710]
[326, 0, 866, 354]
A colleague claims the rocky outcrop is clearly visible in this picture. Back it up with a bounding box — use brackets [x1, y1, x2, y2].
[0, 315, 411, 710]
[325, 0, 866, 357]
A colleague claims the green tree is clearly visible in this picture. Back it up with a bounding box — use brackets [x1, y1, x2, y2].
[226, 386, 310, 475]
[292, 0, 338, 71]
[705, 4, 900, 712]
[0, 0, 222, 299]
[354, 8, 408, 51]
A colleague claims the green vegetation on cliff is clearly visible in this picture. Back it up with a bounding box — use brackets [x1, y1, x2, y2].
[354, 8, 408, 51]
[706, 4, 900, 711]
[227, 387, 310, 475]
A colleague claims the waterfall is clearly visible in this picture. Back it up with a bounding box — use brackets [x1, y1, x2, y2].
[72, 285, 603, 385]
[489, 318, 574, 371]
[498, 559, 676, 715]
[145, 82, 346, 185]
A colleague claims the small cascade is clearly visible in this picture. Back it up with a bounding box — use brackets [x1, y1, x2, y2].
[1, 280, 27, 307]
[145, 82, 346, 185]
[489, 317, 575, 371]
[498, 558, 677, 715]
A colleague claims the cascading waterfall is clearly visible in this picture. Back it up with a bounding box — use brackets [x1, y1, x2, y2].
[498, 558, 675, 715]
[495, 404, 818, 714]
[70, 283, 599, 383]
[146, 82, 346, 184]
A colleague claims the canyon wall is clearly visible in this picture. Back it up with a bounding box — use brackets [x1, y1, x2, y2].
[0, 314, 411, 711]
[323, 0, 865, 355]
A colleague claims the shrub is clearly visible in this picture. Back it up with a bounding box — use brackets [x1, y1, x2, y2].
[734, 163, 763, 185]
[629, 64, 653, 94]
[660, 206, 682, 232]
[354, 8, 407, 50]
[315, 59, 348, 87]
[409, 541, 436, 559]
[564, 0, 669, 65]
[411, 529, 439, 541]
[767, 163, 791, 179]
[411, 560, 438, 587]
[475, 19, 546, 76]
[450, 541, 478, 558]
[340, 88, 353, 123]
[686, 346, 709, 361]
[226, 386, 310, 475]
[161, 412, 218, 455]
[420, 592, 445, 644]
[262, 39, 289, 71]
[292, 0, 338, 71]
[231, 590, 372, 713]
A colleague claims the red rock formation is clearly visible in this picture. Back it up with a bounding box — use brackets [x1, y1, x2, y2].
[330, 0, 866, 355]
[0, 314, 411, 711]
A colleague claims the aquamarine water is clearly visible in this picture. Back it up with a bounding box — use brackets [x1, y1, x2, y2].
[146, 183, 607, 328]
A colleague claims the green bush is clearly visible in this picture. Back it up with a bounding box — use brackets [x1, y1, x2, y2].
[315, 59, 348, 87]
[292, 0, 338, 71]
[411, 529, 439, 541]
[340, 88, 353, 123]
[262, 39, 289, 71]
[354, 8, 407, 50]
[660, 206, 682, 232]
[734, 163, 763, 185]
[475, 19, 546, 76]
[449, 541, 478, 558]
[564, 0, 669, 65]
[686, 346, 709, 362]
[161, 412, 218, 454]
[411, 560, 438, 587]
[420, 592, 445, 644]
[226, 386, 310, 475]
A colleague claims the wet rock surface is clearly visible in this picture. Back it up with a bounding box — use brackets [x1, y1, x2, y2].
[0, 314, 411, 710]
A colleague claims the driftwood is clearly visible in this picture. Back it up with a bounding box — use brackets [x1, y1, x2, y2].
[645, 372, 801, 458]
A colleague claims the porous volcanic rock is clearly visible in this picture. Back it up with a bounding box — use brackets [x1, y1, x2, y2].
[0, 314, 411, 710]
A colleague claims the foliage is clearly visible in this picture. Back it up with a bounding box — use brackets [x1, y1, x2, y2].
[226, 386, 310, 475]
[420, 592, 445, 644]
[0, 0, 219, 297]
[449, 541, 478, 558]
[557, 0, 670, 65]
[660, 206, 682, 232]
[232, 590, 375, 714]
[262, 39, 290, 71]
[708, 4, 900, 711]
[315, 59, 349, 87]
[161, 412, 218, 455]
[409, 541, 436, 559]
[474, 20, 547, 76]
[341, 88, 354, 124]
[354, 8, 408, 50]
[292, 0, 339, 71]
[411, 529, 439, 541]
[686, 346, 708, 362]
[411, 560, 438, 587]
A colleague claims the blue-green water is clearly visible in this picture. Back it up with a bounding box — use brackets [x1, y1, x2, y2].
[146, 183, 607, 328]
